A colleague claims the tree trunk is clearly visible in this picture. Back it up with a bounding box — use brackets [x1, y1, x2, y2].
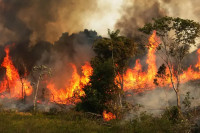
[175, 89, 182, 116]
[121, 71, 124, 91]
[21, 78, 24, 103]
[118, 93, 122, 108]
[119, 71, 124, 108]
[33, 78, 40, 112]
[168, 65, 182, 117]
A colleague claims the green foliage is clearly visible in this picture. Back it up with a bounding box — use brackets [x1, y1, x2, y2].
[140, 16, 200, 59]
[77, 60, 118, 114]
[163, 106, 180, 122]
[93, 29, 137, 75]
[77, 30, 137, 116]
[140, 16, 200, 115]
[182, 92, 194, 110]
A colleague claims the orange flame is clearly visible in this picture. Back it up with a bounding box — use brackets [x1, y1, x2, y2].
[123, 31, 160, 92]
[123, 31, 200, 93]
[103, 111, 116, 121]
[0, 46, 32, 99]
[47, 62, 92, 104]
[1, 30, 200, 105]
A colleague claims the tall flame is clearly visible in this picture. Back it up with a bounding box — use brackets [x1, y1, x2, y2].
[123, 31, 200, 93]
[0, 46, 32, 98]
[123, 31, 160, 92]
[47, 62, 92, 104]
[1, 31, 200, 106]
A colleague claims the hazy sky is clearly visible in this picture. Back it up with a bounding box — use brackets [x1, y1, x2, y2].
[0, 0, 199, 45]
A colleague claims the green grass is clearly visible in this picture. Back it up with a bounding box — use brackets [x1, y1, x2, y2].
[0, 111, 111, 133]
[0, 110, 191, 133]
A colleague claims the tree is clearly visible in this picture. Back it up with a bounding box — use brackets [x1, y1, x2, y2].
[32, 65, 51, 112]
[140, 16, 200, 116]
[93, 30, 137, 106]
[14, 58, 28, 103]
[77, 60, 118, 114]
[77, 30, 137, 116]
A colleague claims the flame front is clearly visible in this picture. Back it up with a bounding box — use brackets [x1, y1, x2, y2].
[103, 111, 116, 121]
[123, 31, 200, 93]
[0, 46, 32, 98]
[123, 31, 160, 92]
[47, 62, 92, 104]
[1, 31, 200, 106]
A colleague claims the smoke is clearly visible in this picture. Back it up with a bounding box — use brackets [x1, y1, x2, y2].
[125, 81, 200, 119]
[0, 0, 98, 45]
[116, 0, 200, 39]
[35, 30, 100, 89]
[0, 0, 200, 113]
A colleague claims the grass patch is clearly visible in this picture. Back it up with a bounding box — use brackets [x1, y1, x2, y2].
[0, 109, 191, 133]
[0, 111, 110, 133]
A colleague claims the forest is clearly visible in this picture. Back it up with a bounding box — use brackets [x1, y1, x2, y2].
[0, 16, 200, 133]
[1, 0, 200, 132]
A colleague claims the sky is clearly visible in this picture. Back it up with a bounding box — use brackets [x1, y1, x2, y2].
[0, 0, 200, 45]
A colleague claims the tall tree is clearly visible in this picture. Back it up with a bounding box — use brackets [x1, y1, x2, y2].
[94, 29, 137, 89]
[77, 30, 137, 115]
[140, 16, 200, 116]
[78, 59, 118, 114]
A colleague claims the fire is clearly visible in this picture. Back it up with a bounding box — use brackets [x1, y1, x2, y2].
[123, 31, 160, 92]
[0, 46, 32, 99]
[47, 62, 92, 104]
[123, 31, 200, 93]
[1, 30, 200, 106]
[46, 30, 200, 103]
[103, 111, 116, 121]
[146, 30, 160, 79]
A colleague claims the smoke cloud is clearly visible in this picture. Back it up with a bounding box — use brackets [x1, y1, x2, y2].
[0, 0, 98, 45]
[116, 0, 200, 39]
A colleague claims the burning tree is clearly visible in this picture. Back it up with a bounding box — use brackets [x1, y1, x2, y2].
[140, 16, 200, 116]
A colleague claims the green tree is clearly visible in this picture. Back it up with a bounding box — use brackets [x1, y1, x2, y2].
[77, 30, 137, 116]
[93, 30, 137, 107]
[77, 60, 118, 114]
[140, 16, 200, 116]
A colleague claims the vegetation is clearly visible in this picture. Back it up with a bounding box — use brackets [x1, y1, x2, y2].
[77, 30, 137, 116]
[1, 17, 200, 133]
[0, 110, 109, 133]
[140, 16, 200, 116]
[77, 60, 118, 114]
[0, 108, 194, 133]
